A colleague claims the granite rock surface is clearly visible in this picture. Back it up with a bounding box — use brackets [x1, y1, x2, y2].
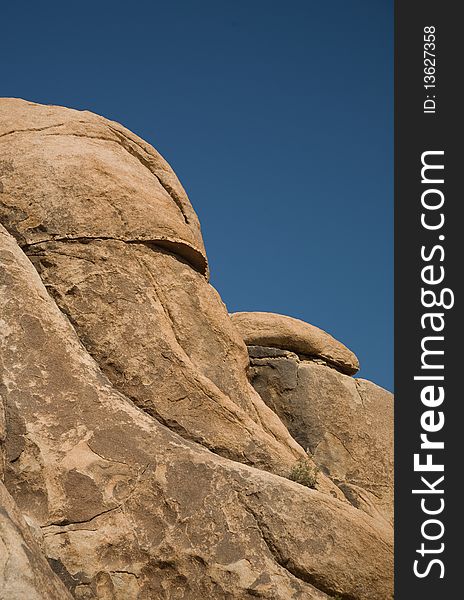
[0, 98, 393, 599]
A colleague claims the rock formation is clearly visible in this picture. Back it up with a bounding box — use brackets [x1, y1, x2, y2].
[0, 98, 393, 599]
[230, 312, 360, 376]
[231, 312, 393, 525]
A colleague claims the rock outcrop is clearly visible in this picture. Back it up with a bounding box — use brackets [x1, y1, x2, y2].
[247, 345, 393, 525]
[230, 312, 360, 375]
[0, 98, 206, 274]
[0, 98, 393, 599]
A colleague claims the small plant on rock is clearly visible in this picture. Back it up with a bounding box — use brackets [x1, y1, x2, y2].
[288, 458, 319, 488]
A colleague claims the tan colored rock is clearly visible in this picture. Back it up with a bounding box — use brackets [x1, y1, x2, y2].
[0, 481, 73, 600]
[0, 225, 393, 599]
[0, 99, 393, 598]
[0, 98, 206, 274]
[231, 311, 360, 375]
[248, 347, 394, 524]
[27, 238, 310, 479]
[0, 98, 346, 491]
[0, 393, 5, 481]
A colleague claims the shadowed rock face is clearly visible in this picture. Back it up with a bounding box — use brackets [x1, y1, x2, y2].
[1, 98, 393, 599]
[247, 347, 394, 525]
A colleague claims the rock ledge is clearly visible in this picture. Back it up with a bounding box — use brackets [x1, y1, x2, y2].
[231, 311, 360, 375]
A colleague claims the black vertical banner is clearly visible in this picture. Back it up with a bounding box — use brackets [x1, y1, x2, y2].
[395, 2, 461, 597]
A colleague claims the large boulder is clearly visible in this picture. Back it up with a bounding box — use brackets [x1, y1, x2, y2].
[0, 97, 319, 484]
[230, 312, 360, 375]
[0, 99, 393, 599]
[0, 98, 206, 274]
[0, 224, 393, 599]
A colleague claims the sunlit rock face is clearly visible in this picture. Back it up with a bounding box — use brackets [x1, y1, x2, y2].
[0, 98, 206, 272]
[0, 98, 393, 600]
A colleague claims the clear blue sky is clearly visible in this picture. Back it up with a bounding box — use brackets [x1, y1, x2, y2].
[2, 1, 393, 390]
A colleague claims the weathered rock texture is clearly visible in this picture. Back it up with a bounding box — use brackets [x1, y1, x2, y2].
[230, 312, 360, 375]
[0, 481, 73, 600]
[0, 98, 206, 274]
[1, 98, 393, 599]
[248, 347, 394, 526]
